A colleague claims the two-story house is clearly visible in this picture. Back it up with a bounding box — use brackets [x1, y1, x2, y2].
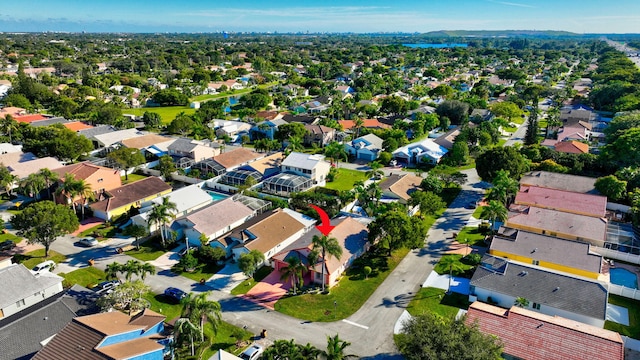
[303, 124, 335, 147]
[344, 134, 384, 162]
[262, 152, 331, 196]
[53, 162, 122, 203]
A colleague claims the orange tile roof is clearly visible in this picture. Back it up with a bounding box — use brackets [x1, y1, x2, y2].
[13, 114, 48, 123]
[338, 119, 391, 130]
[554, 140, 589, 154]
[52, 162, 118, 182]
[213, 148, 263, 169]
[245, 209, 305, 253]
[63, 121, 94, 132]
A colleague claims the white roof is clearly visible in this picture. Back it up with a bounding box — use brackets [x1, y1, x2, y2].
[208, 349, 241, 360]
[0, 143, 22, 154]
[0, 264, 63, 309]
[281, 152, 328, 170]
[94, 128, 146, 147]
[392, 138, 448, 161]
[149, 184, 213, 214]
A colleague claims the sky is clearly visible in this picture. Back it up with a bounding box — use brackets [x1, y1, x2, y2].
[1, 0, 639, 34]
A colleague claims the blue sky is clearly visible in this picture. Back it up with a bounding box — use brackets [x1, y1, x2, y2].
[1, 0, 639, 33]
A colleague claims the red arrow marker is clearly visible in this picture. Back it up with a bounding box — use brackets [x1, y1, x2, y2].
[309, 204, 335, 236]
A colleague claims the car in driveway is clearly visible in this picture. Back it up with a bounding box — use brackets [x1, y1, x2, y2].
[0, 240, 16, 251]
[32, 260, 56, 274]
[240, 344, 264, 360]
[78, 237, 98, 247]
[163, 287, 187, 302]
[92, 280, 121, 295]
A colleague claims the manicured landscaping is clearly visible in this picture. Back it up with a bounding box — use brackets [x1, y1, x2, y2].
[472, 206, 485, 219]
[455, 226, 487, 247]
[121, 173, 148, 185]
[14, 249, 66, 269]
[127, 242, 167, 262]
[274, 247, 410, 322]
[433, 254, 475, 277]
[230, 266, 273, 296]
[144, 292, 183, 321]
[201, 321, 254, 359]
[0, 231, 23, 244]
[406, 287, 470, 318]
[605, 294, 640, 339]
[124, 106, 196, 124]
[60, 266, 107, 288]
[79, 223, 117, 239]
[323, 168, 369, 191]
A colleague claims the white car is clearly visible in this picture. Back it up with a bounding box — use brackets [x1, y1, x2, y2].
[32, 260, 55, 274]
[78, 237, 99, 247]
[240, 344, 264, 360]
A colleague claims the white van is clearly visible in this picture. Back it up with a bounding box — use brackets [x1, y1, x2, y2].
[32, 260, 55, 274]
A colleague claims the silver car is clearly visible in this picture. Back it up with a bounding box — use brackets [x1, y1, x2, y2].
[78, 237, 99, 247]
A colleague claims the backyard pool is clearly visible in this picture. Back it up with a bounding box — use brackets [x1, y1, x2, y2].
[610, 267, 639, 289]
[207, 191, 229, 202]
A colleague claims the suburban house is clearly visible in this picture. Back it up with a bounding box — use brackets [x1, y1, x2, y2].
[344, 134, 384, 162]
[379, 173, 423, 205]
[210, 349, 242, 360]
[273, 217, 370, 288]
[506, 206, 607, 247]
[392, 138, 448, 165]
[541, 121, 592, 148]
[490, 230, 605, 280]
[90, 176, 172, 221]
[338, 119, 391, 132]
[0, 284, 99, 360]
[229, 208, 313, 262]
[262, 152, 331, 196]
[249, 119, 288, 140]
[62, 121, 94, 133]
[211, 120, 252, 141]
[470, 108, 494, 122]
[208, 148, 264, 174]
[179, 197, 256, 249]
[469, 255, 608, 327]
[552, 139, 590, 154]
[519, 171, 599, 195]
[119, 133, 171, 150]
[93, 128, 146, 148]
[466, 302, 624, 360]
[0, 264, 64, 319]
[303, 124, 336, 147]
[53, 162, 122, 202]
[560, 104, 597, 124]
[131, 184, 214, 233]
[7, 156, 64, 179]
[33, 309, 169, 360]
[218, 152, 283, 188]
[513, 185, 607, 218]
[166, 138, 220, 161]
[77, 125, 117, 148]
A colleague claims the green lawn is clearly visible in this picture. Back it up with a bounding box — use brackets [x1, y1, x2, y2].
[144, 292, 184, 321]
[433, 254, 475, 277]
[406, 287, 470, 318]
[605, 294, 640, 339]
[0, 232, 23, 244]
[79, 223, 117, 239]
[14, 249, 66, 269]
[121, 173, 148, 185]
[201, 322, 254, 359]
[230, 266, 274, 296]
[127, 242, 167, 262]
[124, 106, 195, 124]
[275, 247, 410, 322]
[174, 261, 224, 283]
[455, 227, 486, 247]
[60, 267, 107, 288]
[323, 168, 369, 191]
[472, 206, 485, 219]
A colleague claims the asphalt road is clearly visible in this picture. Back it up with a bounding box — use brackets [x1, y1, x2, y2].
[43, 168, 487, 358]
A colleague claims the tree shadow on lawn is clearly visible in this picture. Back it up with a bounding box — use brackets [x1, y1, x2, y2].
[346, 250, 390, 281]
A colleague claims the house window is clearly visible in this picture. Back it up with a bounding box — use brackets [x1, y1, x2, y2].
[16, 299, 25, 308]
[532, 302, 541, 310]
[532, 260, 539, 265]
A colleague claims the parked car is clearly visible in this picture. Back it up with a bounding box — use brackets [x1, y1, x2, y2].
[164, 287, 187, 302]
[240, 344, 264, 360]
[92, 280, 121, 295]
[32, 260, 55, 274]
[78, 237, 99, 247]
[0, 240, 16, 251]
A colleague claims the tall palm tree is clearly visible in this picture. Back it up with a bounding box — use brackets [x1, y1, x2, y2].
[174, 317, 202, 357]
[353, 117, 364, 139]
[0, 114, 18, 143]
[148, 197, 177, 247]
[324, 141, 348, 167]
[287, 135, 304, 152]
[181, 291, 221, 340]
[487, 170, 519, 206]
[159, 197, 178, 241]
[311, 235, 343, 293]
[38, 168, 59, 200]
[105, 262, 122, 280]
[139, 262, 156, 281]
[148, 206, 167, 247]
[123, 259, 141, 281]
[280, 256, 307, 295]
[19, 173, 46, 200]
[365, 161, 384, 180]
[75, 179, 95, 220]
[321, 334, 356, 360]
[480, 200, 508, 233]
[56, 173, 80, 213]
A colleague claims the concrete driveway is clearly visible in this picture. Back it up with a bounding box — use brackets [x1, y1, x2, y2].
[244, 270, 290, 310]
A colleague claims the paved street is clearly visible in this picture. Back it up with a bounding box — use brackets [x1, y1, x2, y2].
[17, 168, 488, 358]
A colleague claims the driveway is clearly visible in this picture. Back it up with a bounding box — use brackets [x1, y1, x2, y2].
[243, 270, 290, 310]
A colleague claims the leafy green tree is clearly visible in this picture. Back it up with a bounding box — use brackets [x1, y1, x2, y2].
[107, 147, 146, 181]
[11, 201, 79, 257]
[479, 200, 508, 232]
[280, 256, 307, 295]
[142, 111, 162, 129]
[476, 146, 528, 181]
[311, 235, 343, 293]
[276, 122, 309, 141]
[524, 106, 539, 145]
[18, 173, 46, 200]
[97, 280, 150, 315]
[156, 155, 177, 179]
[490, 101, 522, 121]
[447, 140, 469, 166]
[409, 191, 446, 217]
[167, 113, 195, 136]
[397, 313, 503, 360]
[420, 174, 444, 194]
[436, 100, 469, 125]
[368, 209, 427, 256]
[123, 224, 148, 250]
[238, 249, 265, 279]
[152, 88, 189, 106]
[595, 175, 627, 202]
[601, 127, 640, 168]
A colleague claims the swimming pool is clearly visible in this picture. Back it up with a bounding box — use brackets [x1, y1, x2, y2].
[610, 268, 639, 289]
[207, 191, 229, 202]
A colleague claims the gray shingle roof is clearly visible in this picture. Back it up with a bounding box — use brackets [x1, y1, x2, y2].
[0, 264, 64, 309]
[471, 255, 608, 320]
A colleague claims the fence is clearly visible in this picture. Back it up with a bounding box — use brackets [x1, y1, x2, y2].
[609, 283, 640, 301]
[592, 246, 640, 265]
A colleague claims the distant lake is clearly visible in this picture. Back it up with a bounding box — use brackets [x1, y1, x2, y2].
[402, 43, 468, 49]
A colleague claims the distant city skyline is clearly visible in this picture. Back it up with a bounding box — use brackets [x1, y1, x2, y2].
[1, 0, 639, 34]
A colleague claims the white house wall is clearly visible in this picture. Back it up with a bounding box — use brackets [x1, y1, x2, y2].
[1, 281, 63, 318]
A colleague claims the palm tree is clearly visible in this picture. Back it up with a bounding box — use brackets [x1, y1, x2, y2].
[75, 179, 94, 220]
[324, 141, 348, 167]
[0, 114, 18, 143]
[123, 259, 141, 281]
[181, 292, 222, 340]
[487, 170, 519, 206]
[148, 198, 177, 247]
[174, 317, 203, 357]
[353, 117, 364, 139]
[479, 200, 508, 233]
[514, 297, 530, 308]
[105, 262, 122, 280]
[158, 197, 178, 241]
[19, 173, 46, 200]
[38, 168, 59, 200]
[299, 343, 321, 359]
[287, 135, 304, 152]
[311, 235, 343, 293]
[321, 334, 356, 360]
[365, 161, 384, 180]
[280, 256, 307, 295]
[56, 173, 80, 213]
[138, 262, 156, 281]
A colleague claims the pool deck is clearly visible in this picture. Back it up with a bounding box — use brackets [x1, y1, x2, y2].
[607, 261, 640, 289]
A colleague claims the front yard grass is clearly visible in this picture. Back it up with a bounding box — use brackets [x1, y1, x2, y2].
[121, 173, 148, 185]
[60, 267, 107, 288]
[127, 242, 167, 262]
[455, 226, 487, 247]
[14, 249, 66, 269]
[79, 223, 117, 239]
[323, 168, 369, 191]
[274, 247, 410, 322]
[230, 266, 273, 296]
[124, 106, 195, 125]
[605, 294, 640, 339]
[144, 292, 183, 321]
[174, 261, 224, 283]
[406, 287, 470, 318]
[0, 232, 23, 244]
